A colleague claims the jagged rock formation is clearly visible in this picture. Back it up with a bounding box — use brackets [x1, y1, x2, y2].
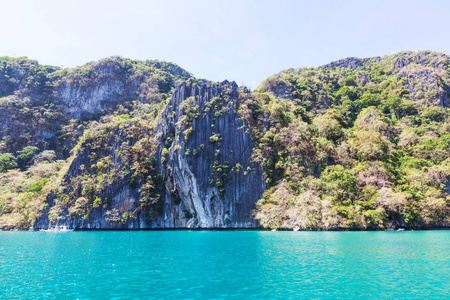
[155, 81, 265, 228]
[321, 57, 381, 70]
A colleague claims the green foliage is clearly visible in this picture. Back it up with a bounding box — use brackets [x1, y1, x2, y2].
[420, 106, 447, 123]
[335, 86, 358, 102]
[313, 110, 346, 143]
[400, 156, 433, 170]
[343, 76, 356, 87]
[17, 146, 39, 169]
[0, 153, 17, 172]
[209, 133, 222, 145]
[211, 160, 232, 198]
[0, 157, 67, 229]
[253, 51, 450, 229]
[161, 147, 169, 164]
[28, 178, 49, 193]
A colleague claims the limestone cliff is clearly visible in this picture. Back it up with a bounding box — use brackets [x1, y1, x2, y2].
[155, 80, 265, 228]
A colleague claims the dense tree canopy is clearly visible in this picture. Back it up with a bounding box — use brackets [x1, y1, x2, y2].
[251, 51, 450, 229]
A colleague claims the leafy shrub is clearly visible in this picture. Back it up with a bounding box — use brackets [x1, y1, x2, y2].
[0, 153, 17, 172]
[209, 133, 222, 145]
[28, 178, 48, 193]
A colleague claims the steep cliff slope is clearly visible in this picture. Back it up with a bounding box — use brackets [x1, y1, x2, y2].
[154, 80, 265, 228]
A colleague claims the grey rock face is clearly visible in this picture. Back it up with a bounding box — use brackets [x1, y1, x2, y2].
[0, 108, 12, 138]
[356, 72, 369, 87]
[269, 82, 293, 100]
[154, 81, 266, 228]
[57, 80, 126, 118]
[397, 68, 450, 107]
[50, 57, 190, 119]
[321, 57, 381, 70]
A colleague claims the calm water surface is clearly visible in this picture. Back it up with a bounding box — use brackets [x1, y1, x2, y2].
[0, 231, 448, 299]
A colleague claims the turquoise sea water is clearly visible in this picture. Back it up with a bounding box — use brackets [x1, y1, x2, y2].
[0, 231, 449, 299]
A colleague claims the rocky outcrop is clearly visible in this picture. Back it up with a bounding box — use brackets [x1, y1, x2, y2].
[268, 81, 293, 100]
[14, 51, 450, 231]
[57, 80, 127, 119]
[397, 67, 450, 107]
[54, 60, 140, 118]
[155, 80, 266, 228]
[321, 57, 381, 70]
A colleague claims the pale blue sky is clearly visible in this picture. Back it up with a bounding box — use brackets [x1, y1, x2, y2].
[2, 0, 450, 88]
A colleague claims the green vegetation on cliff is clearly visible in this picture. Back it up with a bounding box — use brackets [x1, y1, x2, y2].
[0, 56, 189, 229]
[0, 51, 449, 230]
[249, 51, 450, 229]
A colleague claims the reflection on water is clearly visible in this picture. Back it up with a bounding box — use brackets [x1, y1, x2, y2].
[0, 231, 449, 299]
